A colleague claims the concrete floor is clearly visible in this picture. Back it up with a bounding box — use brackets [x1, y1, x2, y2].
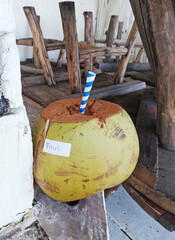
[107, 186, 175, 240]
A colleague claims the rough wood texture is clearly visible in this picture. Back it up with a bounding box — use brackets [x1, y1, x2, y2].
[84, 12, 94, 78]
[116, 21, 123, 61]
[127, 175, 175, 215]
[59, 1, 81, 93]
[33, 15, 41, 68]
[125, 71, 155, 87]
[114, 20, 138, 84]
[79, 43, 128, 59]
[123, 182, 175, 232]
[156, 147, 175, 200]
[131, 92, 158, 189]
[35, 187, 108, 240]
[57, 49, 66, 67]
[23, 7, 55, 86]
[95, 39, 143, 48]
[134, 47, 144, 63]
[136, 93, 158, 170]
[129, 0, 175, 150]
[21, 64, 44, 74]
[65, 79, 146, 101]
[105, 15, 118, 62]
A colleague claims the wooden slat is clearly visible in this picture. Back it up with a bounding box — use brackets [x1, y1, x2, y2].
[35, 187, 108, 239]
[23, 7, 55, 86]
[127, 175, 175, 215]
[64, 79, 146, 100]
[125, 71, 155, 87]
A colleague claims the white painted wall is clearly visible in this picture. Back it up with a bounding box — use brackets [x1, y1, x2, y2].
[0, 0, 33, 228]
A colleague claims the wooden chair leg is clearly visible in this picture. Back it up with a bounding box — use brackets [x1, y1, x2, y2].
[57, 49, 66, 67]
[84, 11, 94, 78]
[33, 15, 41, 68]
[59, 2, 81, 94]
[115, 21, 124, 62]
[114, 20, 138, 84]
[134, 47, 145, 63]
[23, 7, 55, 86]
[105, 15, 118, 63]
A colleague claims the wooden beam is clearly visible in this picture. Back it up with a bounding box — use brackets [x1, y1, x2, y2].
[129, 0, 175, 150]
[59, 1, 81, 93]
[105, 15, 118, 62]
[83, 11, 94, 78]
[23, 7, 55, 86]
[114, 20, 139, 84]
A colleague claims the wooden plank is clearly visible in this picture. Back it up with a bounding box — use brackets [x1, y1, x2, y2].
[125, 71, 155, 87]
[35, 187, 108, 240]
[156, 147, 175, 200]
[132, 93, 158, 188]
[114, 20, 139, 84]
[105, 15, 118, 62]
[98, 62, 151, 72]
[64, 79, 146, 100]
[83, 11, 94, 78]
[123, 182, 175, 232]
[136, 93, 158, 170]
[23, 7, 55, 86]
[127, 175, 175, 215]
[59, 1, 81, 93]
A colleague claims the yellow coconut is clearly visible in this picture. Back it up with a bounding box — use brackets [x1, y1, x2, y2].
[32, 98, 139, 201]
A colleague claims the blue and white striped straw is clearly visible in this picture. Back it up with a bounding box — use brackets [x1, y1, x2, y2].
[79, 71, 96, 114]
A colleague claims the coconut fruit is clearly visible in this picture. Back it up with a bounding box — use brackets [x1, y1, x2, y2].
[32, 98, 139, 201]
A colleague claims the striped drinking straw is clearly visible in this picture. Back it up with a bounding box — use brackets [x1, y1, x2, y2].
[79, 71, 96, 114]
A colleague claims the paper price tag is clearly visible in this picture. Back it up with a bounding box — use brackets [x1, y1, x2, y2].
[43, 139, 71, 157]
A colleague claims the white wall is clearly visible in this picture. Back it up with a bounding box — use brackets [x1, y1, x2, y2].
[0, 0, 33, 228]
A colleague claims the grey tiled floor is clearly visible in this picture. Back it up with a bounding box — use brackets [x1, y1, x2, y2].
[106, 186, 175, 240]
